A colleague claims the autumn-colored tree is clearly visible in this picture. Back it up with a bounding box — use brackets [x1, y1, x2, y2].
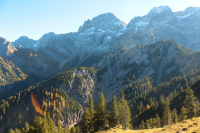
[146, 104, 150, 110]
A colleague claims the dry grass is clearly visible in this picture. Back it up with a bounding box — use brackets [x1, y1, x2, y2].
[98, 117, 200, 133]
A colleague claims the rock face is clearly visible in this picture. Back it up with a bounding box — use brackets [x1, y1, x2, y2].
[0, 37, 17, 59]
[63, 108, 84, 128]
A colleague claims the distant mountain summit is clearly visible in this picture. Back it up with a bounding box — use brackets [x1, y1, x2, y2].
[12, 36, 36, 48]
[78, 12, 126, 33]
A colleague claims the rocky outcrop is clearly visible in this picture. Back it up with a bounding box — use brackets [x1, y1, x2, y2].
[0, 37, 17, 59]
[63, 108, 84, 128]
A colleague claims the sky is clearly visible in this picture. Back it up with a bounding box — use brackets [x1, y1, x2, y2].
[0, 0, 200, 42]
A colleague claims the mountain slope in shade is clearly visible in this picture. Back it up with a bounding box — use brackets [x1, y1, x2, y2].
[0, 67, 99, 133]
[96, 39, 200, 100]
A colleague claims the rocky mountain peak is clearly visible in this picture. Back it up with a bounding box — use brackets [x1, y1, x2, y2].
[78, 12, 126, 33]
[147, 5, 173, 16]
[174, 6, 200, 17]
[12, 36, 36, 48]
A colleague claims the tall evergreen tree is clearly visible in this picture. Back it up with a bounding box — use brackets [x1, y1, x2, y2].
[81, 108, 91, 133]
[24, 121, 30, 133]
[88, 95, 94, 131]
[179, 106, 187, 122]
[9, 129, 15, 133]
[57, 120, 63, 133]
[118, 90, 131, 129]
[70, 127, 76, 133]
[109, 95, 119, 127]
[172, 108, 178, 124]
[46, 113, 55, 133]
[184, 87, 196, 118]
[155, 114, 161, 128]
[162, 97, 172, 126]
[93, 93, 107, 131]
[159, 94, 164, 106]
[33, 115, 43, 133]
[139, 120, 145, 129]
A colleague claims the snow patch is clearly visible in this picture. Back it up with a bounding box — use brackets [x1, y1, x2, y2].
[106, 36, 111, 39]
[33, 42, 39, 47]
[176, 13, 192, 19]
[150, 6, 170, 14]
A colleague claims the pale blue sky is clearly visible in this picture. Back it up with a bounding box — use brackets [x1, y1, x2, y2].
[0, 0, 200, 42]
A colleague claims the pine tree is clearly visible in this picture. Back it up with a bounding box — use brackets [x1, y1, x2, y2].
[33, 115, 43, 133]
[155, 114, 161, 128]
[88, 95, 94, 131]
[172, 108, 178, 124]
[184, 87, 196, 118]
[47, 113, 55, 133]
[159, 94, 164, 106]
[162, 97, 172, 126]
[93, 93, 107, 131]
[24, 121, 30, 133]
[9, 129, 15, 133]
[118, 90, 131, 129]
[179, 106, 187, 122]
[15, 128, 21, 133]
[139, 120, 145, 129]
[145, 120, 150, 129]
[81, 108, 91, 133]
[70, 127, 76, 133]
[57, 120, 63, 133]
[109, 95, 119, 127]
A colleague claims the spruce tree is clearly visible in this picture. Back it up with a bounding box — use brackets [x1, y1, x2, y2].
[179, 106, 187, 122]
[9, 129, 15, 133]
[139, 120, 145, 129]
[172, 108, 178, 124]
[47, 113, 55, 133]
[33, 115, 43, 133]
[155, 114, 161, 128]
[162, 97, 172, 126]
[70, 127, 76, 133]
[81, 108, 91, 133]
[93, 93, 107, 131]
[15, 128, 21, 133]
[118, 90, 131, 129]
[24, 121, 30, 132]
[159, 94, 164, 106]
[184, 87, 196, 118]
[57, 120, 63, 133]
[88, 95, 94, 131]
[109, 95, 119, 127]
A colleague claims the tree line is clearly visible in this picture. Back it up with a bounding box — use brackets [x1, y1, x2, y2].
[81, 91, 131, 133]
[138, 87, 199, 129]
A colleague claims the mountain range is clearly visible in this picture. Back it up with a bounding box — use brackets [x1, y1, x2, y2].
[1, 5, 200, 132]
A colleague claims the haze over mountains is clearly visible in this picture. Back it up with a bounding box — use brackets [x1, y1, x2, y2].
[1, 5, 200, 132]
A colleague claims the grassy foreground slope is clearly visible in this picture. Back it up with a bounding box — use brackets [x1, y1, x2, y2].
[100, 117, 200, 133]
